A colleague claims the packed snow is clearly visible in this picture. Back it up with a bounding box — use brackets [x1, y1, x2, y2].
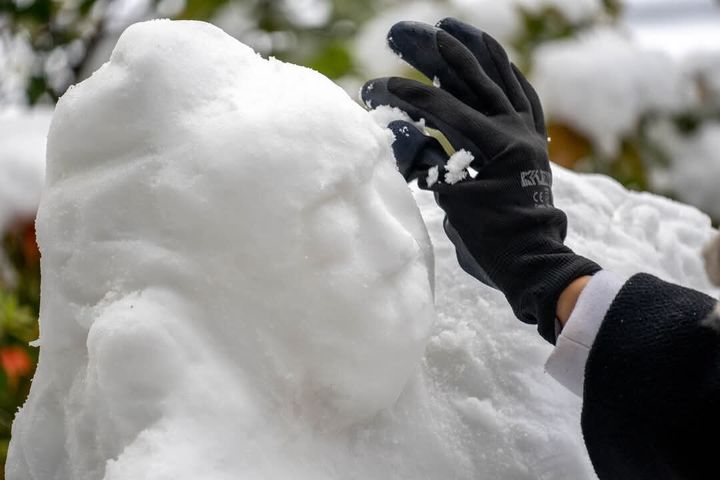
[7, 19, 720, 480]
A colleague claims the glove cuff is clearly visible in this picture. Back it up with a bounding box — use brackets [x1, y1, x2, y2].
[506, 250, 602, 345]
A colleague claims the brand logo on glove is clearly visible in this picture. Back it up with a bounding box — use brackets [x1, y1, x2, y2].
[520, 170, 552, 188]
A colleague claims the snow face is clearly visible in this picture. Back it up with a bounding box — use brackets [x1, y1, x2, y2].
[7, 20, 435, 479]
[7, 18, 720, 480]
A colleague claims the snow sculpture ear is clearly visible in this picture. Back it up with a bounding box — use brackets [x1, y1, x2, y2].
[703, 233, 720, 287]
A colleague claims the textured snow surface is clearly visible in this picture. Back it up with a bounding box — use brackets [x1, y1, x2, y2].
[7, 19, 720, 480]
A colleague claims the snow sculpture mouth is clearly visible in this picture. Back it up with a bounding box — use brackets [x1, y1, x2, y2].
[7, 20, 435, 479]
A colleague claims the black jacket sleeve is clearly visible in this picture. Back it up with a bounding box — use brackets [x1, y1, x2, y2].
[581, 273, 720, 480]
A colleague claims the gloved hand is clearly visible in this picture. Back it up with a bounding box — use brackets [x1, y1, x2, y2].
[362, 18, 601, 344]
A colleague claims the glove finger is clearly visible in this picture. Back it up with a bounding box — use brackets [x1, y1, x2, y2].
[434, 29, 514, 115]
[437, 17, 530, 114]
[387, 120, 448, 183]
[362, 77, 499, 167]
[386, 21, 508, 114]
[512, 64, 547, 137]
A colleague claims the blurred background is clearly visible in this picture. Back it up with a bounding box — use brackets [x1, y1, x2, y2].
[1, 0, 719, 474]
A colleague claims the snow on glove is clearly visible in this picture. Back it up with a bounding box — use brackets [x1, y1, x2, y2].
[362, 18, 601, 344]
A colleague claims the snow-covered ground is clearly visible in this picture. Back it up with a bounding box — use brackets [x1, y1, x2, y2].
[5, 20, 719, 480]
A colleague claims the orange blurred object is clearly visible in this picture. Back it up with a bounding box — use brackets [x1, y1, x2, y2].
[0, 346, 33, 390]
[547, 122, 593, 169]
[21, 221, 40, 266]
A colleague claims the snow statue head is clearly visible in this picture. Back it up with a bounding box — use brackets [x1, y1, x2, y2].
[7, 20, 435, 479]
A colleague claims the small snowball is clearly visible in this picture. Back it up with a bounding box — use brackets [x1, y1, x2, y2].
[444, 149, 474, 184]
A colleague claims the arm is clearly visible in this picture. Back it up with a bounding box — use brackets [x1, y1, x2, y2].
[581, 274, 720, 479]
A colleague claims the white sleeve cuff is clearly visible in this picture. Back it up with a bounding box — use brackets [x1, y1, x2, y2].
[545, 270, 627, 397]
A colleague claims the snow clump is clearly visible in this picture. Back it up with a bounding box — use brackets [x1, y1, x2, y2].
[444, 149, 474, 184]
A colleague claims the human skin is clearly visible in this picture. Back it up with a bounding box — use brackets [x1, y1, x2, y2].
[556, 276, 593, 327]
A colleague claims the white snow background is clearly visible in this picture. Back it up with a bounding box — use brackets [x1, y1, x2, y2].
[3, 18, 719, 480]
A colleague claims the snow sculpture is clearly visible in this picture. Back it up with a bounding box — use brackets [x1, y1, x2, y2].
[7, 20, 435, 479]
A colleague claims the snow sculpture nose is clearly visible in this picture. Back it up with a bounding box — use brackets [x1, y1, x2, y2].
[355, 174, 421, 279]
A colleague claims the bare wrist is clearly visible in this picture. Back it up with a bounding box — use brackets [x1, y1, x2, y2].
[556, 275, 593, 326]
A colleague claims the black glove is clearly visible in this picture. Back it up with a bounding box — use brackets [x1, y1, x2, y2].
[362, 18, 601, 344]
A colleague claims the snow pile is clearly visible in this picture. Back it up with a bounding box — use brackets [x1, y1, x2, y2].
[531, 27, 693, 155]
[7, 19, 719, 480]
[0, 108, 52, 232]
[551, 166, 717, 294]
